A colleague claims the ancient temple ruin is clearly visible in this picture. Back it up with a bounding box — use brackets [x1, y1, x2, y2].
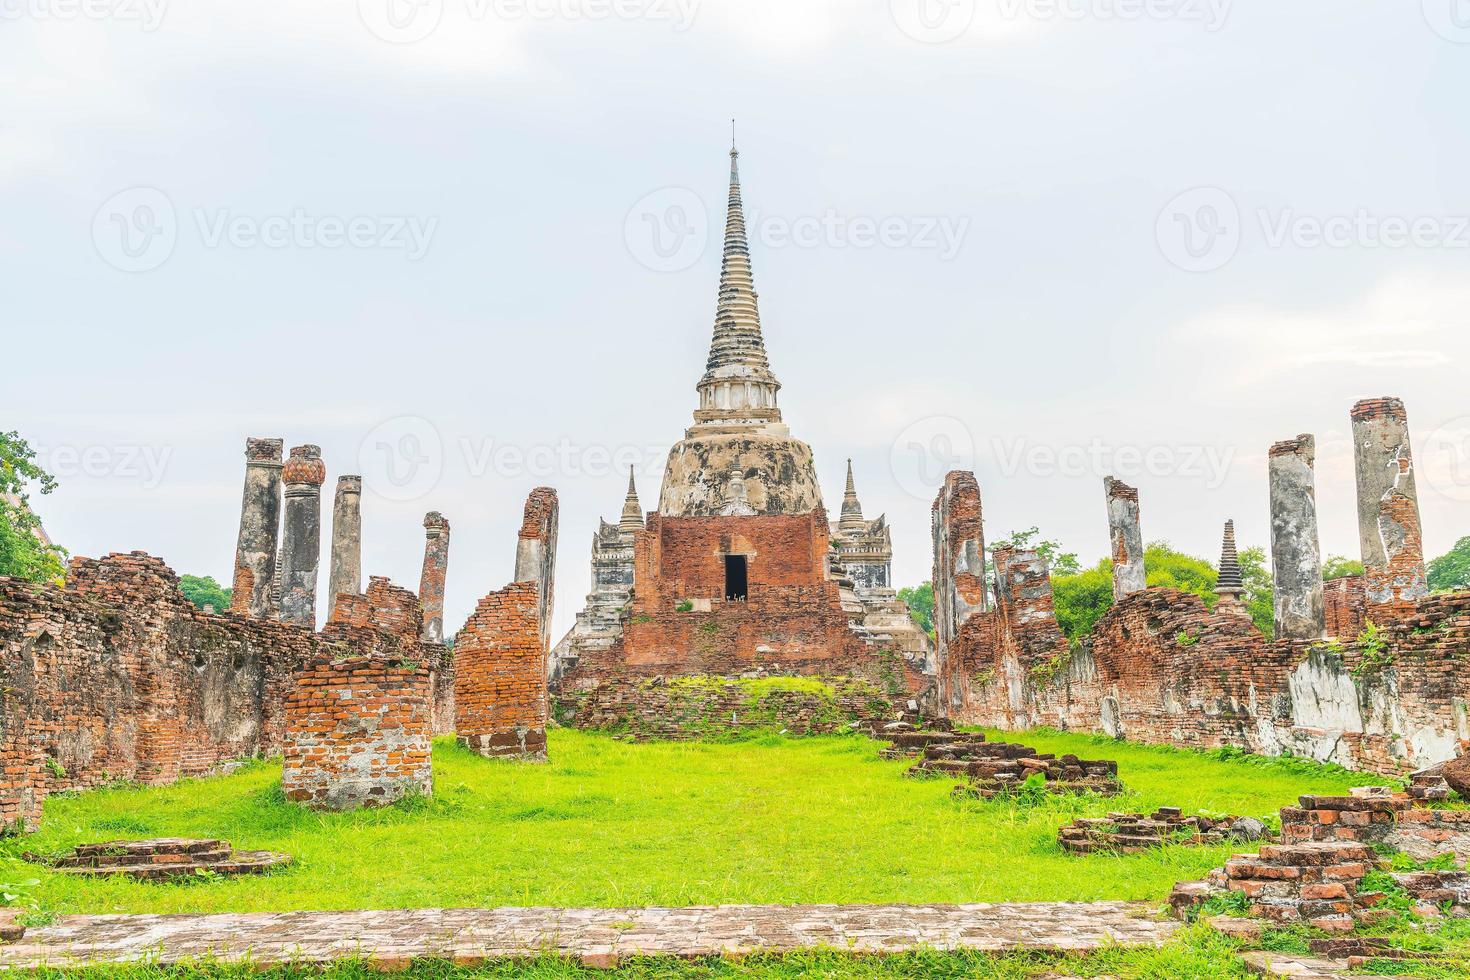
[550, 141, 933, 730]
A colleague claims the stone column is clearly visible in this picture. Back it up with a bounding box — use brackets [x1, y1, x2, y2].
[1351, 397, 1428, 617]
[1104, 477, 1146, 600]
[230, 437, 284, 618]
[514, 488, 560, 651]
[278, 445, 326, 627]
[1269, 435, 1326, 639]
[327, 475, 362, 617]
[419, 511, 451, 643]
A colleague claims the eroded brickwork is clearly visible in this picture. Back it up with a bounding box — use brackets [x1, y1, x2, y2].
[1324, 575, 1367, 640]
[931, 472, 986, 715]
[283, 652, 432, 810]
[454, 581, 546, 760]
[1351, 397, 1428, 619]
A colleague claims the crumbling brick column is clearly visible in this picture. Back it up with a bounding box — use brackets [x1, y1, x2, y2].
[1324, 575, 1367, 640]
[282, 652, 432, 810]
[931, 471, 987, 714]
[327, 475, 362, 616]
[1270, 435, 1326, 640]
[1351, 397, 1427, 619]
[277, 445, 326, 627]
[513, 488, 559, 648]
[992, 547, 1057, 628]
[419, 512, 450, 644]
[229, 437, 284, 618]
[1104, 477, 1146, 600]
[454, 581, 546, 760]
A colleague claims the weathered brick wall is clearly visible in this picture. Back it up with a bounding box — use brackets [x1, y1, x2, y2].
[1324, 574, 1367, 640]
[954, 583, 1470, 776]
[282, 652, 432, 810]
[0, 553, 317, 832]
[1, 555, 458, 832]
[554, 508, 927, 727]
[454, 581, 547, 760]
[931, 472, 987, 716]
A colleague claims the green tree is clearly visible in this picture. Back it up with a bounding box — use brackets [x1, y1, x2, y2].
[1239, 545, 1274, 635]
[1428, 536, 1470, 593]
[0, 431, 67, 584]
[989, 527, 1081, 576]
[179, 574, 232, 613]
[897, 582, 934, 635]
[1322, 555, 1364, 580]
[1051, 563, 1115, 640]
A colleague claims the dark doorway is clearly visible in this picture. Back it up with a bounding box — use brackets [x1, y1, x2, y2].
[724, 554, 748, 601]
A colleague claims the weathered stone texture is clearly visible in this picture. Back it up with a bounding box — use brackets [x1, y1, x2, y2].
[230, 437, 283, 618]
[278, 445, 326, 627]
[283, 652, 432, 810]
[931, 471, 986, 715]
[1323, 575, 1367, 640]
[1270, 436, 1326, 640]
[418, 512, 450, 644]
[514, 488, 558, 650]
[1351, 397, 1428, 618]
[1104, 477, 1146, 599]
[327, 475, 363, 616]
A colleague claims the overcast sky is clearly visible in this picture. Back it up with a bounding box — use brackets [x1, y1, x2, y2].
[5, 1, 1470, 638]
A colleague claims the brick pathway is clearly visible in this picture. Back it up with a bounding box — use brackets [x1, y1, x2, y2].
[0, 902, 1176, 968]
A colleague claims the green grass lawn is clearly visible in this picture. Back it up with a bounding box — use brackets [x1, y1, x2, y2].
[0, 728, 1383, 916]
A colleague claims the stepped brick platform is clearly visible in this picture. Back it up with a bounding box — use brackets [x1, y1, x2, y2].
[1058, 808, 1257, 854]
[0, 901, 1176, 968]
[878, 730, 988, 760]
[906, 738, 1120, 798]
[30, 839, 291, 881]
[1223, 841, 1380, 931]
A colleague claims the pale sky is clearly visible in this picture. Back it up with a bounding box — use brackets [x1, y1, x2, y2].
[5, 1, 1470, 638]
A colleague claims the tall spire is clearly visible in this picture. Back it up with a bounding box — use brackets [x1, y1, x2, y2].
[839, 459, 865, 532]
[619, 467, 644, 533]
[1215, 519, 1248, 616]
[693, 130, 782, 428]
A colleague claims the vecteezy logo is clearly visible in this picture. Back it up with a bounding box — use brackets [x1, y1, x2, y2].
[357, 0, 443, 43]
[889, 415, 977, 501]
[889, 0, 975, 43]
[1423, 0, 1470, 43]
[1421, 417, 1470, 503]
[92, 187, 177, 273]
[623, 187, 708, 273]
[359, 416, 444, 502]
[1155, 186, 1240, 272]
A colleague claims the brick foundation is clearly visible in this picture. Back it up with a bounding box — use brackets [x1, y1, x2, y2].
[283, 652, 433, 810]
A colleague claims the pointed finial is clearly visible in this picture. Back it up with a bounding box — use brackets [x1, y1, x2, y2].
[839, 458, 865, 531]
[731, 118, 737, 155]
[1215, 519, 1248, 614]
[619, 466, 644, 533]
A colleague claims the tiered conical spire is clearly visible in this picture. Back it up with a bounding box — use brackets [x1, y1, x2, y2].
[694, 127, 782, 427]
[1216, 519, 1245, 602]
[839, 459, 866, 532]
[619, 468, 644, 533]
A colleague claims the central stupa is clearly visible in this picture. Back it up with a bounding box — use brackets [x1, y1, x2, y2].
[658, 139, 824, 517]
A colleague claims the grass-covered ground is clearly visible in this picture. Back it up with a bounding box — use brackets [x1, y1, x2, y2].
[0, 728, 1382, 917]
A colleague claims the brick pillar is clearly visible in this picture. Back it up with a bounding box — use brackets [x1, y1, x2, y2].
[327, 475, 362, 616]
[1270, 435, 1326, 640]
[283, 652, 432, 810]
[513, 488, 559, 649]
[419, 511, 450, 643]
[931, 471, 986, 715]
[454, 581, 547, 760]
[1105, 477, 1146, 600]
[1351, 398, 1427, 619]
[278, 445, 326, 627]
[1324, 575, 1367, 640]
[230, 437, 284, 618]
[993, 547, 1057, 628]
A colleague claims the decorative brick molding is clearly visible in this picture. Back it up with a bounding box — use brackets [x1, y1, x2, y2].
[283, 652, 433, 810]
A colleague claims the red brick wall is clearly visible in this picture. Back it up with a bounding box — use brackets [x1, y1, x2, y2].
[1324, 575, 1367, 640]
[454, 581, 547, 760]
[931, 471, 988, 716]
[283, 652, 432, 810]
[0, 553, 317, 832]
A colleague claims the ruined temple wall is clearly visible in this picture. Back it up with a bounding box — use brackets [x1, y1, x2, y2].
[1325, 575, 1368, 640]
[955, 585, 1470, 776]
[931, 472, 987, 716]
[454, 581, 547, 760]
[0, 553, 319, 832]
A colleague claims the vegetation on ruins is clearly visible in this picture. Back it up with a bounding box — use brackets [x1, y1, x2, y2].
[178, 574, 232, 613]
[0, 430, 67, 584]
[1429, 535, 1470, 593]
[988, 527, 1081, 576]
[895, 582, 932, 634]
[0, 729, 1379, 918]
